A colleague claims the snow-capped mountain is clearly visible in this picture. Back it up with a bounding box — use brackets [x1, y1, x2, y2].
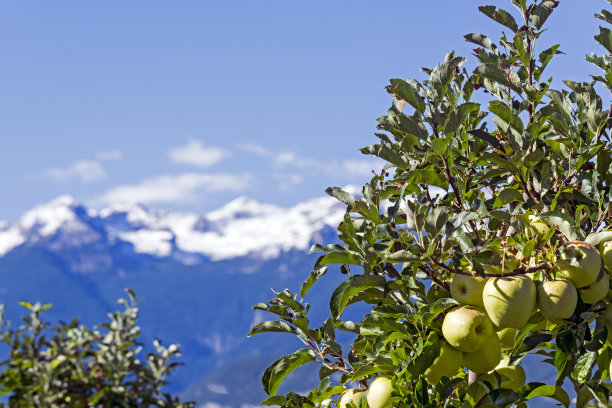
[0, 194, 346, 272]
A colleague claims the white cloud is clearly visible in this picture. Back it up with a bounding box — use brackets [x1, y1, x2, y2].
[43, 160, 106, 183]
[96, 150, 123, 161]
[168, 139, 228, 168]
[95, 172, 253, 205]
[239, 142, 271, 157]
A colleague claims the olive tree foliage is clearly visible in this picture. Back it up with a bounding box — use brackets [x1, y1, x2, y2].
[250, 0, 612, 407]
[0, 290, 193, 408]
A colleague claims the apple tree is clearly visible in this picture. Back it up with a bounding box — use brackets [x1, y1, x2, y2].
[250, 0, 612, 407]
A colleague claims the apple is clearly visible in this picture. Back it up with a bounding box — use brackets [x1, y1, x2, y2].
[463, 334, 501, 373]
[483, 275, 536, 328]
[442, 306, 495, 352]
[497, 327, 517, 350]
[555, 241, 601, 288]
[579, 272, 609, 304]
[450, 274, 487, 308]
[537, 280, 577, 320]
[366, 377, 393, 408]
[600, 241, 612, 273]
[339, 389, 364, 408]
[493, 358, 526, 390]
[600, 304, 612, 346]
[424, 342, 463, 384]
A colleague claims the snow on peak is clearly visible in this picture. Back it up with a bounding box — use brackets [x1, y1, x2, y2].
[0, 193, 349, 265]
[18, 195, 81, 237]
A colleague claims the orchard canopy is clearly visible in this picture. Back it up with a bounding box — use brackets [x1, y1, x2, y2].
[249, 1, 612, 407]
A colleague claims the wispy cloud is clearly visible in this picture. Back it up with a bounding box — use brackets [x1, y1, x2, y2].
[43, 160, 106, 183]
[96, 150, 123, 161]
[169, 139, 228, 168]
[95, 172, 254, 205]
[238, 142, 381, 177]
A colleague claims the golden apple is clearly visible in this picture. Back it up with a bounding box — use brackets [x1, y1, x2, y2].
[600, 241, 612, 273]
[463, 334, 501, 373]
[537, 280, 577, 320]
[493, 358, 526, 390]
[450, 274, 487, 308]
[579, 272, 609, 304]
[339, 389, 364, 408]
[483, 275, 536, 328]
[497, 327, 517, 350]
[442, 306, 495, 352]
[366, 377, 392, 408]
[424, 342, 463, 384]
[555, 241, 601, 288]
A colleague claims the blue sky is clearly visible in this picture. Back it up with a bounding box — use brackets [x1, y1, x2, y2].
[0, 1, 605, 221]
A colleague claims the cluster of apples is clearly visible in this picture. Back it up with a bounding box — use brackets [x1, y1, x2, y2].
[336, 240, 612, 408]
[430, 239, 612, 388]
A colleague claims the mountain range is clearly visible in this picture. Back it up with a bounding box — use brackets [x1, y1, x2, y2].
[0, 194, 353, 407]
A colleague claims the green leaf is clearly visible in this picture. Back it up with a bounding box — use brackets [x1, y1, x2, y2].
[248, 321, 297, 337]
[595, 26, 612, 54]
[384, 250, 421, 263]
[330, 275, 387, 319]
[262, 348, 317, 395]
[539, 211, 583, 241]
[524, 385, 570, 408]
[493, 188, 523, 208]
[404, 168, 449, 189]
[388, 79, 426, 113]
[571, 351, 596, 383]
[469, 129, 503, 151]
[489, 101, 524, 133]
[529, 3, 556, 30]
[320, 251, 362, 266]
[464, 33, 498, 54]
[301, 264, 328, 299]
[415, 377, 429, 406]
[478, 5, 519, 32]
[474, 64, 523, 94]
[325, 187, 355, 207]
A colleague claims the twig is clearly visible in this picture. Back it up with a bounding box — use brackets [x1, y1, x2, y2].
[429, 258, 551, 278]
[304, 341, 353, 374]
[418, 265, 450, 291]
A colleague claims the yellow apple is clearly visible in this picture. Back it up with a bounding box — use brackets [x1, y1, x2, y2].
[463, 334, 501, 373]
[339, 389, 364, 408]
[497, 327, 517, 350]
[493, 358, 526, 390]
[600, 304, 612, 345]
[424, 342, 463, 384]
[555, 241, 601, 288]
[579, 272, 609, 304]
[518, 214, 549, 238]
[600, 241, 612, 273]
[442, 306, 495, 352]
[537, 280, 577, 320]
[450, 274, 487, 308]
[483, 275, 536, 328]
[366, 377, 392, 408]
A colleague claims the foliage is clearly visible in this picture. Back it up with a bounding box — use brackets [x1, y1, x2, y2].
[250, 0, 612, 407]
[0, 290, 193, 407]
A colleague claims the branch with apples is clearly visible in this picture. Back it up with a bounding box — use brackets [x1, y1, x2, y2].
[249, 1, 612, 407]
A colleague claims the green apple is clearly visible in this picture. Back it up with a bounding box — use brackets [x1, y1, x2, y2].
[555, 241, 601, 288]
[463, 334, 501, 373]
[600, 304, 612, 346]
[537, 280, 577, 320]
[450, 274, 487, 308]
[424, 342, 463, 383]
[493, 358, 526, 390]
[497, 327, 517, 350]
[483, 275, 536, 328]
[579, 272, 609, 304]
[600, 241, 612, 273]
[442, 306, 495, 352]
[366, 377, 392, 408]
[339, 389, 364, 408]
